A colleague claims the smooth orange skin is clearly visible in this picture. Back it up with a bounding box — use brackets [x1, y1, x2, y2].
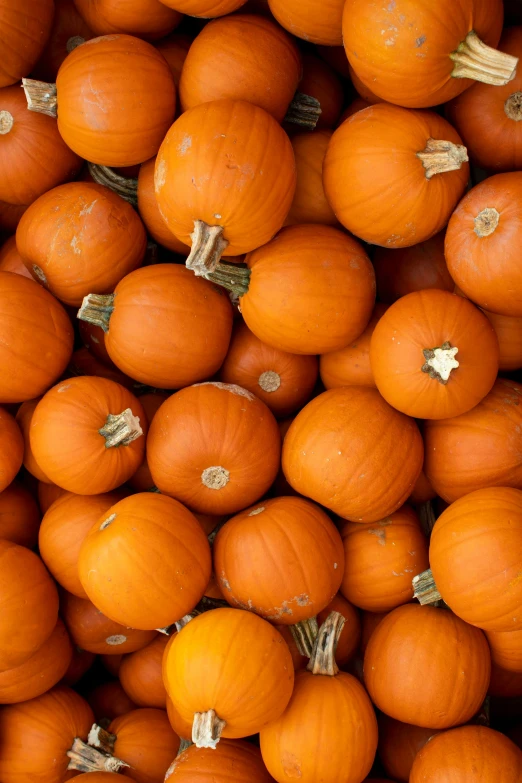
[340, 505, 429, 612]
[348, 64, 383, 104]
[88, 681, 137, 723]
[446, 172, 522, 316]
[370, 289, 499, 420]
[409, 468, 436, 504]
[286, 131, 338, 227]
[410, 725, 522, 783]
[16, 398, 49, 483]
[487, 629, 522, 673]
[0, 686, 94, 783]
[165, 740, 274, 783]
[137, 158, 188, 255]
[316, 593, 361, 668]
[179, 15, 301, 122]
[0, 0, 54, 87]
[430, 487, 522, 633]
[56, 34, 176, 166]
[242, 224, 376, 355]
[62, 647, 96, 686]
[148, 383, 281, 516]
[129, 392, 168, 492]
[73, 0, 181, 41]
[214, 496, 344, 624]
[260, 669, 377, 783]
[343, 0, 503, 108]
[157, 0, 247, 16]
[0, 406, 23, 492]
[165, 693, 192, 741]
[33, 0, 95, 82]
[0, 236, 32, 279]
[483, 309, 522, 371]
[119, 635, 169, 708]
[155, 33, 192, 87]
[282, 386, 423, 523]
[0, 481, 40, 548]
[109, 708, 180, 783]
[360, 610, 388, 655]
[38, 481, 67, 513]
[268, 0, 344, 45]
[154, 99, 296, 256]
[164, 608, 294, 739]
[378, 715, 441, 783]
[340, 97, 372, 122]
[364, 604, 491, 729]
[0, 272, 74, 403]
[298, 54, 343, 129]
[323, 104, 469, 248]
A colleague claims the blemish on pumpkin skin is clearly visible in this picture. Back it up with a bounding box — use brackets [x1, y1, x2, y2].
[415, 35, 426, 47]
[220, 573, 232, 592]
[367, 518, 393, 545]
[57, 384, 70, 393]
[106, 634, 126, 645]
[178, 135, 192, 155]
[509, 571, 522, 588]
[154, 159, 167, 192]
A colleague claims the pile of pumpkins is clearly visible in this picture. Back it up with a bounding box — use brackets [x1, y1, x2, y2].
[2, 0, 522, 781]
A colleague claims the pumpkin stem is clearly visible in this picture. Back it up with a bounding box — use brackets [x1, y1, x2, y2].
[67, 35, 86, 53]
[88, 724, 116, 754]
[285, 91, 322, 130]
[66, 737, 128, 773]
[99, 409, 143, 448]
[185, 220, 251, 296]
[289, 616, 319, 658]
[421, 341, 459, 384]
[88, 163, 138, 206]
[201, 465, 230, 490]
[450, 30, 518, 86]
[412, 568, 442, 605]
[258, 370, 281, 393]
[307, 611, 345, 676]
[473, 696, 490, 727]
[177, 738, 193, 755]
[22, 78, 58, 117]
[192, 709, 226, 749]
[505, 91, 522, 120]
[416, 139, 468, 179]
[0, 111, 13, 135]
[418, 500, 437, 538]
[474, 207, 500, 237]
[77, 293, 115, 333]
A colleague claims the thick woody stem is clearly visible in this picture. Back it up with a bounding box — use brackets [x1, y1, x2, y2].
[285, 92, 322, 130]
[67, 35, 86, 53]
[185, 220, 251, 296]
[22, 78, 58, 117]
[289, 616, 319, 658]
[451, 30, 518, 85]
[421, 341, 459, 384]
[99, 409, 143, 448]
[77, 293, 115, 332]
[88, 724, 116, 754]
[0, 111, 13, 134]
[192, 709, 226, 749]
[412, 568, 442, 605]
[88, 163, 138, 206]
[417, 139, 469, 179]
[307, 611, 345, 676]
[66, 737, 128, 773]
[418, 500, 437, 538]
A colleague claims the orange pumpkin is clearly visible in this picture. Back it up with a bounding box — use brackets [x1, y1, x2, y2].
[137, 158, 189, 255]
[483, 309, 522, 371]
[282, 386, 423, 523]
[0, 0, 54, 87]
[0, 481, 40, 548]
[88, 681, 138, 724]
[360, 610, 388, 655]
[119, 634, 169, 708]
[129, 392, 168, 492]
[0, 236, 32, 278]
[316, 594, 361, 668]
[348, 64, 382, 104]
[157, 0, 246, 16]
[32, 0, 95, 82]
[73, 0, 182, 41]
[297, 54, 343, 129]
[38, 480, 67, 513]
[165, 694, 192, 741]
[276, 625, 308, 673]
[16, 398, 50, 482]
[489, 662, 522, 698]
[487, 629, 522, 673]
[339, 97, 372, 121]
[378, 715, 441, 783]
[69, 347, 136, 390]
[147, 382, 281, 515]
[63, 647, 96, 686]
[0, 406, 23, 492]
[0, 200, 27, 232]
[16, 182, 146, 306]
[409, 469, 436, 505]
[364, 604, 491, 728]
[155, 33, 192, 87]
[268, 0, 344, 45]
[165, 740, 274, 782]
[78, 319, 115, 367]
[286, 131, 338, 227]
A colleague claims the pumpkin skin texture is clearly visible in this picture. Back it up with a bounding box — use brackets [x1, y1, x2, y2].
[0, 686, 94, 783]
[154, 99, 296, 257]
[214, 496, 344, 624]
[73, 0, 182, 41]
[137, 158, 189, 255]
[286, 131, 338, 227]
[148, 383, 281, 516]
[155, 34, 192, 87]
[107, 709, 180, 783]
[268, 0, 344, 45]
[241, 225, 376, 355]
[165, 740, 274, 783]
[282, 386, 423, 523]
[323, 104, 469, 248]
[55, 34, 176, 166]
[409, 725, 522, 783]
[298, 54, 343, 130]
[0, 481, 40, 548]
[0, 406, 23, 492]
[30, 377, 146, 495]
[157, 0, 247, 17]
[179, 15, 301, 123]
[0, 273, 74, 403]
[32, 0, 95, 82]
[78, 492, 211, 630]
[369, 289, 499, 420]
[38, 481, 67, 513]
[0, 236, 32, 278]
[378, 715, 440, 783]
[0, 0, 54, 87]
[486, 629, 522, 673]
[483, 309, 522, 371]
[16, 182, 146, 307]
[119, 635, 169, 708]
[340, 505, 429, 612]
[364, 604, 491, 728]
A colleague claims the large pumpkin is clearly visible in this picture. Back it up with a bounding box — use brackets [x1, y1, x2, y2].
[137, 158, 189, 255]
[0, 481, 40, 548]
[32, 0, 95, 82]
[119, 635, 169, 708]
[282, 386, 423, 523]
[378, 715, 441, 783]
[73, 0, 182, 41]
[156, 0, 247, 16]
[165, 740, 274, 783]
[487, 629, 522, 673]
[268, 0, 344, 45]
[0, 0, 54, 87]
[286, 131, 338, 227]
[0, 406, 23, 493]
[323, 104, 469, 248]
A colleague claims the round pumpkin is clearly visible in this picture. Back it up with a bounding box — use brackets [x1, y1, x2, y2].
[16, 182, 146, 306]
[88, 681, 137, 724]
[0, 236, 32, 278]
[316, 594, 361, 668]
[483, 309, 522, 371]
[32, 0, 95, 82]
[63, 647, 96, 686]
[0, 0, 54, 87]
[137, 158, 189, 255]
[348, 64, 382, 104]
[165, 740, 274, 783]
[487, 629, 522, 673]
[360, 610, 388, 655]
[38, 481, 67, 513]
[73, 0, 182, 41]
[0, 406, 23, 492]
[282, 386, 423, 523]
[286, 131, 338, 227]
[155, 33, 192, 87]
[129, 392, 168, 492]
[378, 715, 441, 783]
[0, 200, 26, 232]
[78, 319, 115, 367]
[323, 104, 469, 248]
[156, 0, 247, 16]
[268, 0, 344, 45]
[297, 54, 343, 129]
[119, 634, 169, 708]
[0, 481, 40, 548]
[364, 604, 491, 728]
[16, 398, 50, 482]
[69, 347, 136, 390]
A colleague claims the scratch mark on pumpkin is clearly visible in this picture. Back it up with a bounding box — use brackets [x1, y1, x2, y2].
[70, 236, 81, 255]
[79, 199, 98, 216]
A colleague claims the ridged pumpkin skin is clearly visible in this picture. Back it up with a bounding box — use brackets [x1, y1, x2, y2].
[79, 493, 211, 630]
[148, 383, 281, 515]
[16, 398, 50, 482]
[0, 481, 40, 548]
[214, 496, 344, 624]
[343, 0, 504, 108]
[483, 309, 522, 371]
[410, 725, 522, 783]
[155, 34, 192, 87]
[430, 487, 522, 632]
[268, 0, 344, 45]
[364, 604, 491, 728]
[164, 608, 294, 739]
[33, 0, 95, 82]
[109, 708, 180, 783]
[165, 740, 274, 782]
[56, 34, 176, 166]
[378, 715, 440, 783]
[16, 182, 146, 306]
[73, 0, 182, 41]
[286, 132, 338, 227]
[119, 635, 169, 708]
[157, 0, 247, 16]
[241, 224, 376, 355]
[0, 236, 32, 278]
[282, 387, 423, 523]
[154, 99, 296, 256]
[487, 629, 522, 672]
[0, 0, 54, 87]
[0, 272, 74, 403]
[0, 407, 23, 493]
[323, 104, 469, 248]
[137, 158, 188, 254]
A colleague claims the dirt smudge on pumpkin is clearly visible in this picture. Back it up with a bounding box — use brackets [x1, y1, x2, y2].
[367, 518, 392, 545]
[219, 572, 232, 592]
[57, 384, 70, 392]
[196, 381, 255, 401]
[79, 199, 98, 216]
[281, 751, 302, 778]
[106, 634, 126, 645]
[509, 571, 522, 588]
[178, 135, 192, 155]
[155, 159, 167, 192]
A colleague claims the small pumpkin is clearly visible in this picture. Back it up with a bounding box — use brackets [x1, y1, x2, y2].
[268, 0, 344, 45]
[165, 740, 274, 783]
[16, 398, 50, 482]
[63, 647, 96, 686]
[297, 54, 343, 129]
[360, 610, 388, 655]
[119, 634, 169, 708]
[69, 347, 136, 390]
[78, 319, 115, 367]
[483, 309, 522, 371]
[0, 236, 32, 278]
[286, 131, 338, 227]
[486, 629, 522, 673]
[137, 158, 189, 255]
[348, 64, 382, 104]
[88, 681, 138, 724]
[156, 0, 247, 16]
[129, 393, 168, 492]
[378, 715, 441, 783]
[0, 406, 23, 493]
[155, 33, 192, 87]
[73, 0, 182, 41]
[0, 481, 40, 548]
[32, 0, 95, 82]
[38, 481, 67, 513]
[0, 0, 55, 87]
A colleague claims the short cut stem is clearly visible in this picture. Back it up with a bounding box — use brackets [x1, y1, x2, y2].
[451, 30, 518, 86]
[185, 220, 251, 296]
[285, 92, 322, 130]
[192, 709, 226, 749]
[412, 568, 442, 605]
[22, 78, 58, 117]
[307, 611, 345, 676]
[0, 111, 14, 134]
[77, 293, 115, 332]
[417, 139, 468, 179]
[66, 737, 128, 773]
[289, 616, 319, 658]
[88, 163, 138, 205]
[99, 409, 143, 448]
[421, 341, 459, 384]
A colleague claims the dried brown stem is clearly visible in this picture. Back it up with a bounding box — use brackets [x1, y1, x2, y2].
[66, 737, 128, 773]
[77, 293, 115, 332]
[285, 91, 322, 130]
[417, 139, 468, 179]
[451, 30, 518, 85]
[307, 611, 345, 676]
[412, 568, 442, 605]
[22, 78, 57, 117]
[88, 163, 138, 205]
[289, 616, 319, 658]
[185, 220, 251, 296]
[99, 409, 143, 448]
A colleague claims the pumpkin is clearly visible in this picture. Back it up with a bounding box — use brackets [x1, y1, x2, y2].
[0, 200, 27, 232]
[276, 625, 308, 672]
[483, 309, 522, 371]
[369, 289, 499, 420]
[69, 347, 135, 390]
[88, 682, 138, 724]
[0, 619, 72, 704]
[348, 64, 383, 104]
[0, 406, 23, 492]
[154, 99, 296, 269]
[16, 398, 50, 482]
[487, 629, 522, 673]
[30, 377, 146, 495]
[38, 481, 67, 513]
[219, 321, 318, 417]
[340, 505, 429, 612]
[73, 0, 182, 41]
[320, 303, 388, 390]
[0, 236, 32, 278]
[16, 182, 146, 307]
[409, 469, 437, 505]
[343, 0, 514, 108]
[158, 0, 246, 15]
[445, 172, 522, 316]
[268, 0, 344, 45]
[165, 694, 192, 741]
[77, 264, 233, 389]
[147, 382, 281, 515]
[78, 492, 211, 630]
[424, 379, 522, 502]
[489, 663, 522, 698]
[33, 0, 95, 82]
[297, 54, 343, 129]
[260, 613, 378, 783]
[214, 496, 344, 624]
[179, 15, 301, 123]
[0, 272, 74, 403]
[378, 715, 441, 783]
[340, 97, 372, 121]
[165, 740, 273, 782]
[446, 27, 522, 172]
[129, 393, 168, 492]
[282, 386, 423, 523]
[63, 647, 96, 686]
[316, 594, 361, 668]
[78, 319, 115, 367]
[323, 104, 469, 248]
[0, 0, 54, 87]
[137, 158, 189, 255]
[119, 635, 169, 708]
[360, 610, 388, 655]
[155, 34, 192, 87]
[409, 725, 522, 782]
[373, 231, 454, 303]
[0, 481, 40, 548]
[0, 686, 94, 783]
[286, 132, 338, 227]
[364, 604, 491, 728]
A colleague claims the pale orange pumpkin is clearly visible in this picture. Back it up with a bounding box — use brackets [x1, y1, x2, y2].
[0, 481, 40, 548]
